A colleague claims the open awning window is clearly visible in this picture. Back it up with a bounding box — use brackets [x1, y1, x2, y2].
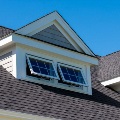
[58, 63, 87, 86]
[26, 55, 59, 79]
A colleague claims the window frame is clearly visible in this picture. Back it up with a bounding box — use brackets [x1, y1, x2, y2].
[26, 54, 60, 80]
[58, 63, 87, 86]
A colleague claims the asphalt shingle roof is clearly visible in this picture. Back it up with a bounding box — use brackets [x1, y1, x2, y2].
[97, 51, 120, 82]
[0, 26, 14, 39]
[0, 65, 120, 120]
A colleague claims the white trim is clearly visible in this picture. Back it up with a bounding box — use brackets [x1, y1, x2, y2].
[26, 54, 60, 80]
[15, 11, 95, 56]
[101, 77, 120, 86]
[12, 34, 98, 65]
[58, 63, 87, 86]
[23, 76, 88, 94]
[0, 36, 13, 50]
[0, 109, 60, 120]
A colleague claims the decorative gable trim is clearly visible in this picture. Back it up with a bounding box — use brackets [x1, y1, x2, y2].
[15, 11, 95, 56]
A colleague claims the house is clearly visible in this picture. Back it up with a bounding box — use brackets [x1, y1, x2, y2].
[0, 11, 120, 120]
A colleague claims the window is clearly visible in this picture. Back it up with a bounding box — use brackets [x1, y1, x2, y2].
[26, 55, 59, 79]
[58, 63, 87, 86]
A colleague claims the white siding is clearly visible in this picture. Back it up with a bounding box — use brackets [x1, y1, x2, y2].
[0, 52, 13, 74]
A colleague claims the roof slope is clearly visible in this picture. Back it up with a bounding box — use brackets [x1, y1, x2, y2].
[0, 65, 120, 120]
[0, 26, 14, 39]
[97, 51, 120, 82]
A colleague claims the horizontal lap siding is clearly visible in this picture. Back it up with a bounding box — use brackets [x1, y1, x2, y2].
[0, 52, 13, 74]
[32, 25, 76, 50]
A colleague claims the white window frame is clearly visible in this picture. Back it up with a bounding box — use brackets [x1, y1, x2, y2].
[58, 63, 88, 86]
[26, 54, 60, 80]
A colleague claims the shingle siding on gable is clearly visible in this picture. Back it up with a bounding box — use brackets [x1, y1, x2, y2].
[32, 25, 76, 50]
[0, 52, 13, 74]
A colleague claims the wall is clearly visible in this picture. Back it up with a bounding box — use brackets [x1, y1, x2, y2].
[13, 44, 92, 95]
[0, 51, 13, 74]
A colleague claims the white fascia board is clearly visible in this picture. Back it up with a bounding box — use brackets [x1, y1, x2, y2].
[12, 34, 98, 65]
[15, 12, 57, 35]
[0, 36, 14, 50]
[15, 11, 95, 56]
[0, 109, 60, 120]
[55, 12, 95, 56]
[101, 77, 120, 86]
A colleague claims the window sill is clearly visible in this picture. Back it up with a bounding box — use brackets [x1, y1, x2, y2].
[20, 75, 90, 95]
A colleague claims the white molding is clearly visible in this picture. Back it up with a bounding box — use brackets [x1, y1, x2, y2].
[0, 109, 60, 120]
[101, 77, 120, 86]
[23, 76, 88, 94]
[12, 34, 98, 65]
[15, 11, 95, 56]
[0, 36, 13, 50]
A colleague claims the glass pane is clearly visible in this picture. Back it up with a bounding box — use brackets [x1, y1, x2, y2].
[32, 66, 40, 73]
[67, 68, 75, 75]
[63, 74, 71, 80]
[29, 58, 37, 66]
[45, 62, 54, 70]
[77, 77, 85, 84]
[70, 75, 78, 82]
[48, 70, 56, 77]
[40, 68, 49, 75]
[61, 66, 68, 74]
[74, 70, 82, 77]
[37, 60, 46, 68]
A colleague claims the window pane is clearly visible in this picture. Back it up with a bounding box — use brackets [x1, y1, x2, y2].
[29, 58, 37, 66]
[77, 77, 85, 84]
[48, 70, 56, 77]
[32, 66, 40, 73]
[59, 65, 85, 85]
[37, 60, 46, 68]
[63, 74, 71, 80]
[74, 70, 82, 77]
[45, 62, 54, 70]
[61, 66, 68, 74]
[70, 75, 78, 82]
[40, 68, 49, 75]
[28, 56, 58, 79]
[67, 68, 75, 75]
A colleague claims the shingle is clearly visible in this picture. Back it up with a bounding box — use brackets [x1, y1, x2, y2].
[0, 26, 14, 39]
[96, 51, 120, 82]
[0, 65, 120, 120]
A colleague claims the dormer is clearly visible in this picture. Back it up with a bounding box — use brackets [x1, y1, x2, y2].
[0, 11, 98, 95]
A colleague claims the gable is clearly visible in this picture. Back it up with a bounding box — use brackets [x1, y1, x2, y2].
[32, 25, 76, 50]
[15, 11, 95, 56]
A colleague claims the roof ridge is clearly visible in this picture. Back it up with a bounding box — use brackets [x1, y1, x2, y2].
[16, 11, 57, 31]
[0, 26, 15, 31]
[103, 50, 120, 57]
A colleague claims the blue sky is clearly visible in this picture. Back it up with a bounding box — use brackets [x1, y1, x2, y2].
[0, 0, 120, 56]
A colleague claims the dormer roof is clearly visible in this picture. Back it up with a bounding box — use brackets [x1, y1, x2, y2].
[15, 11, 95, 56]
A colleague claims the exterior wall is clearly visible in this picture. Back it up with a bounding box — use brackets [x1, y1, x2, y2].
[0, 51, 13, 74]
[13, 44, 92, 95]
[32, 25, 76, 50]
